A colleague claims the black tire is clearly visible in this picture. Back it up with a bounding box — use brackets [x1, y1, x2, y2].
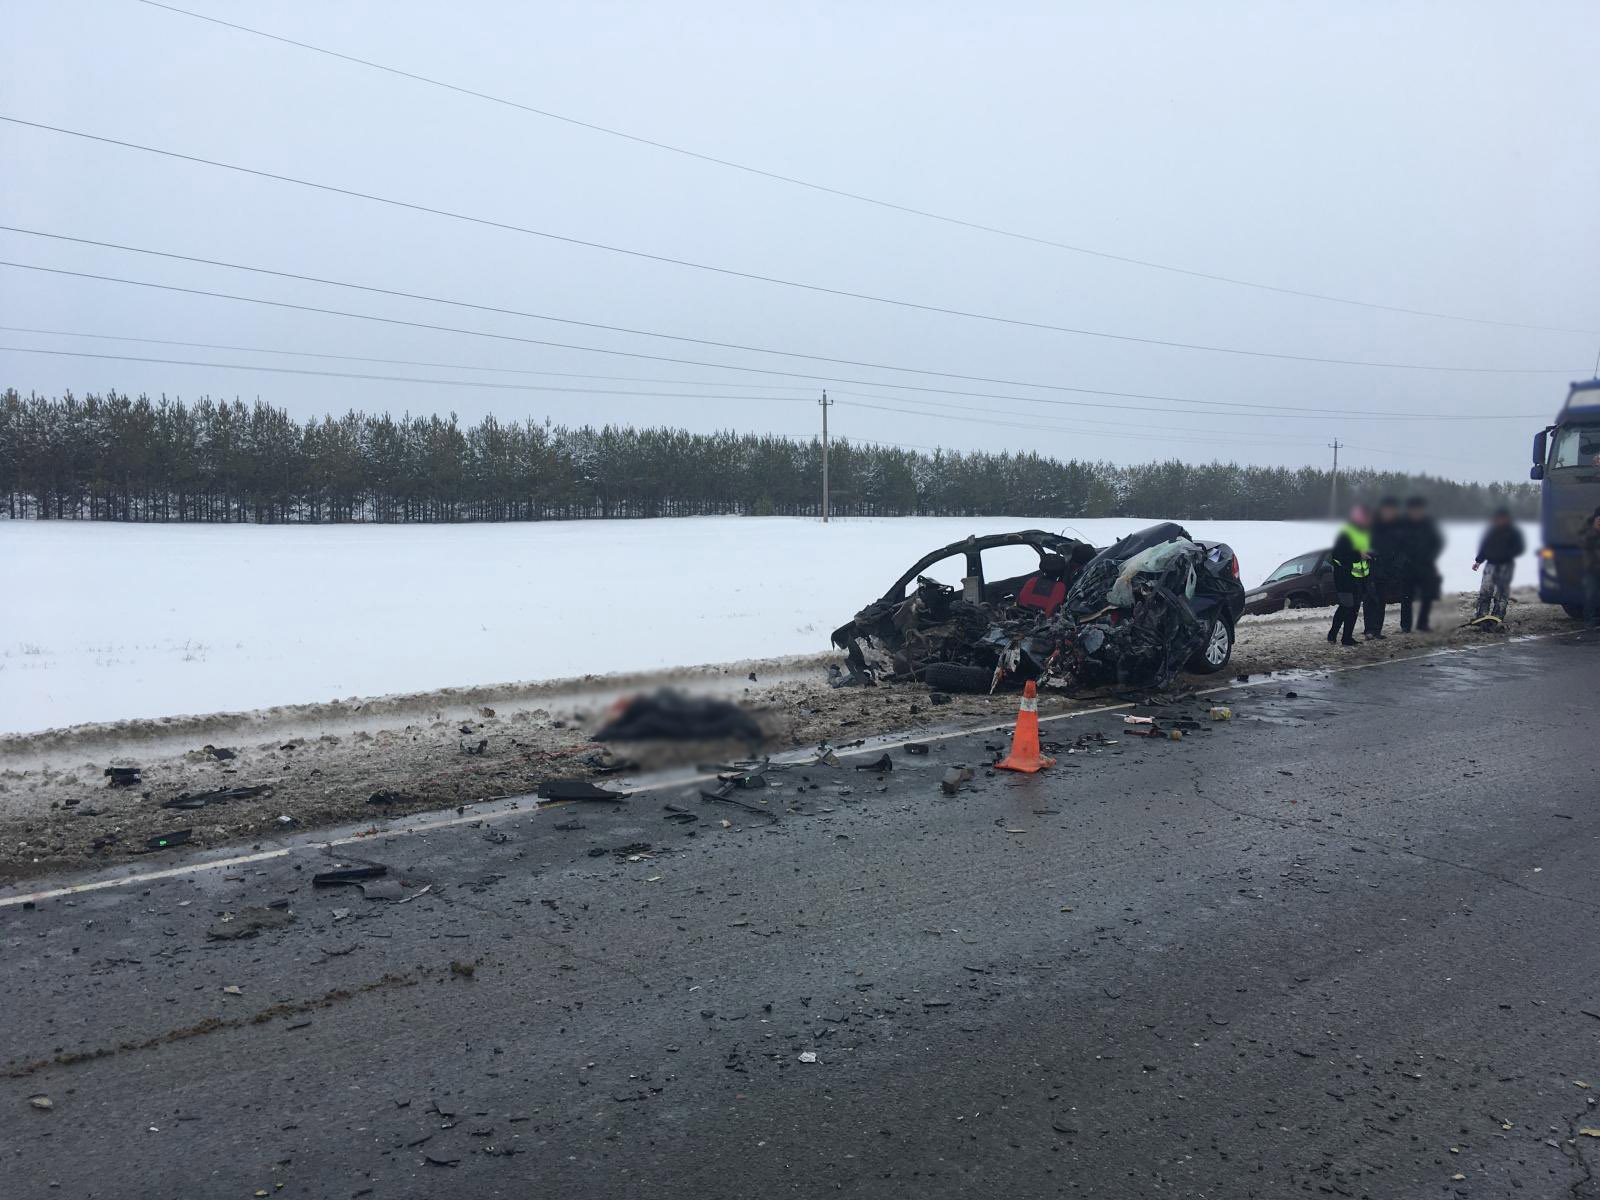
[1563, 604, 1585, 621]
[1286, 592, 1314, 609]
[921, 661, 996, 694]
[1187, 616, 1234, 674]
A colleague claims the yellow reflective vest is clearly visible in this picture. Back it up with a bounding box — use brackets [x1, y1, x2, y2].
[1341, 523, 1372, 579]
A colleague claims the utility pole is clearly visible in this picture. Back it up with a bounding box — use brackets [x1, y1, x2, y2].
[1328, 438, 1342, 519]
[820, 389, 832, 523]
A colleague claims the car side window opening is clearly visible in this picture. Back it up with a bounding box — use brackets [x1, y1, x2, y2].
[981, 544, 1050, 593]
[1265, 552, 1321, 583]
[909, 553, 969, 593]
[1549, 424, 1600, 468]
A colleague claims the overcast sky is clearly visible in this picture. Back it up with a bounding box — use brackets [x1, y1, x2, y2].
[4, 0, 1598, 483]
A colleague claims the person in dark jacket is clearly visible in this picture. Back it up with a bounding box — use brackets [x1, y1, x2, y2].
[1327, 504, 1373, 646]
[1365, 496, 1405, 638]
[1399, 495, 1444, 632]
[1581, 506, 1600, 629]
[1471, 507, 1526, 623]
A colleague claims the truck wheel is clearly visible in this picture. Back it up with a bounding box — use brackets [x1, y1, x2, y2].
[1563, 604, 1585, 621]
[921, 662, 997, 694]
[1187, 616, 1234, 674]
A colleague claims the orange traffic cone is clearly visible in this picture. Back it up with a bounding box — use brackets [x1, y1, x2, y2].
[994, 680, 1055, 772]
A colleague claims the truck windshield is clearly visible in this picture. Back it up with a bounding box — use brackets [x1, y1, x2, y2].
[1550, 424, 1600, 468]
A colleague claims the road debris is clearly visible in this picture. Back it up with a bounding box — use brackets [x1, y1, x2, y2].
[536, 780, 631, 802]
[798, 1051, 818, 1063]
[941, 766, 976, 795]
[103, 766, 141, 788]
[699, 785, 777, 821]
[312, 864, 388, 888]
[206, 905, 297, 941]
[161, 784, 272, 810]
[144, 828, 192, 851]
[29, 1095, 53, 1111]
[854, 753, 893, 772]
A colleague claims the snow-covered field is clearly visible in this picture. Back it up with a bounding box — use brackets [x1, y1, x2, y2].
[0, 516, 1537, 735]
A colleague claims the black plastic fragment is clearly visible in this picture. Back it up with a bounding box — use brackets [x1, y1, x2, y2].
[855, 753, 893, 772]
[161, 784, 272, 810]
[145, 828, 193, 850]
[312, 865, 388, 888]
[699, 788, 778, 821]
[537, 780, 631, 802]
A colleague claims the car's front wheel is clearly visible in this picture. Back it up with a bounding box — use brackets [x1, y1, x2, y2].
[1187, 616, 1234, 674]
[921, 661, 998, 694]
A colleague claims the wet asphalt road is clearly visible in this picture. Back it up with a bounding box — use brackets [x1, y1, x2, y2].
[3, 634, 1598, 1199]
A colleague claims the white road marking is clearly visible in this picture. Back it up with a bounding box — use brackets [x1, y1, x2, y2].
[0, 629, 1569, 909]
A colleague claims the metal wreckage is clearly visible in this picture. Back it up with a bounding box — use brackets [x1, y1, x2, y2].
[831, 523, 1247, 693]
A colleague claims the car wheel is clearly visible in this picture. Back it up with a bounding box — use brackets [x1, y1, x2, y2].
[1187, 616, 1233, 674]
[1286, 592, 1313, 609]
[921, 661, 998, 694]
[1563, 604, 1585, 621]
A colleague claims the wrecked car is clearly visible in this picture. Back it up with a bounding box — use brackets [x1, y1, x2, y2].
[830, 530, 1097, 689]
[1052, 522, 1245, 689]
[832, 523, 1244, 693]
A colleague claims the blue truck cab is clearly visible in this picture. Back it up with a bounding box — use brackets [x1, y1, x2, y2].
[1531, 379, 1600, 617]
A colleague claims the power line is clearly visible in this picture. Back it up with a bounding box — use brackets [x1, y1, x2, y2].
[0, 261, 1552, 428]
[0, 325, 809, 392]
[842, 397, 1515, 471]
[835, 395, 1330, 454]
[829, 387, 1531, 424]
[835, 391, 1337, 448]
[1, 322, 1537, 435]
[0, 115, 1584, 375]
[130, 0, 1598, 338]
[0, 344, 816, 403]
[0, 230, 1559, 419]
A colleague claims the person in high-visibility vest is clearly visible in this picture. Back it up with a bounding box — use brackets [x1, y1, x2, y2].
[1327, 504, 1374, 646]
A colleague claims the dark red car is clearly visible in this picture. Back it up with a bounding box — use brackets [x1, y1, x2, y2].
[1242, 548, 1402, 615]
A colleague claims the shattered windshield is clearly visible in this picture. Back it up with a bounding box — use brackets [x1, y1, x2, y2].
[1549, 424, 1600, 468]
[1264, 552, 1321, 583]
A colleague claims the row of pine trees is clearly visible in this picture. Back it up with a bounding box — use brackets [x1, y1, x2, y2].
[0, 389, 1536, 523]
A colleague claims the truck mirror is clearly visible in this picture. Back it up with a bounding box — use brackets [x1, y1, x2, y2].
[1529, 464, 1544, 481]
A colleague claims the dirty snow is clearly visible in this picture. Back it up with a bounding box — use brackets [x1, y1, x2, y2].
[0, 516, 1540, 735]
[0, 590, 1571, 879]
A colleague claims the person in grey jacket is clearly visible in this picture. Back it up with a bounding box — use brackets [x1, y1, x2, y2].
[1471, 508, 1525, 623]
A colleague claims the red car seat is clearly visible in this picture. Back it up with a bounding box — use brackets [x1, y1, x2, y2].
[1016, 552, 1070, 615]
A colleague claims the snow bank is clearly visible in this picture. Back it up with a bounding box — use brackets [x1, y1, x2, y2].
[0, 516, 1539, 735]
